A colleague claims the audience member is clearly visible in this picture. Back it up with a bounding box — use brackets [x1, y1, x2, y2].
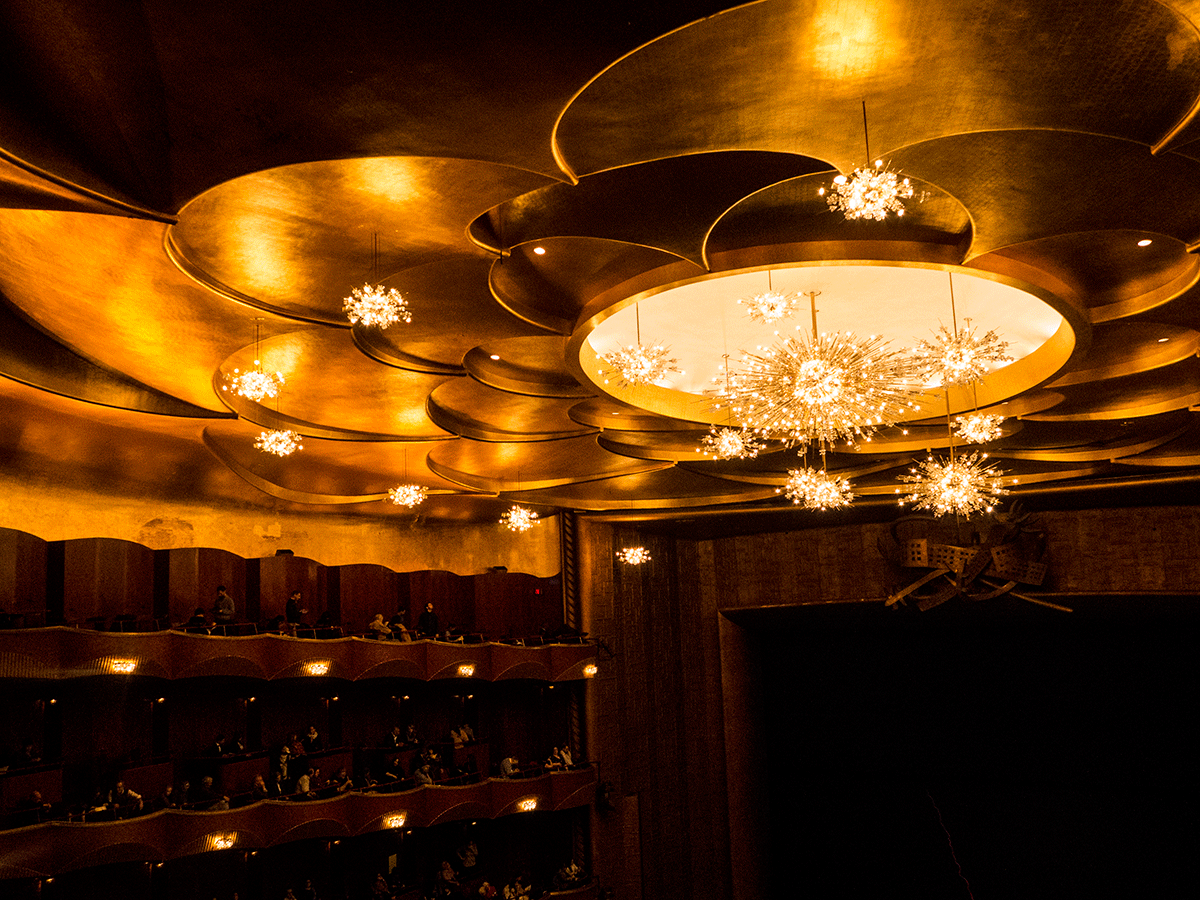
[207, 733, 229, 756]
[10, 742, 40, 768]
[477, 883, 497, 898]
[251, 774, 270, 802]
[499, 757, 519, 778]
[303, 725, 322, 753]
[268, 770, 286, 798]
[437, 860, 460, 896]
[560, 745, 573, 768]
[386, 725, 404, 748]
[285, 591, 308, 628]
[109, 780, 143, 817]
[212, 585, 235, 625]
[414, 764, 434, 786]
[154, 784, 178, 811]
[416, 602, 439, 638]
[405, 723, 418, 744]
[459, 723, 474, 743]
[333, 767, 354, 792]
[388, 613, 412, 641]
[194, 775, 229, 811]
[185, 607, 209, 632]
[369, 873, 391, 899]
[368, 613, 392, 638]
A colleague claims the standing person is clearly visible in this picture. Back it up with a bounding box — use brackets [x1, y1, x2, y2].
[285, 590, 308, 628]
[213, 585, 235, 626]
[417, 602, 439, 638]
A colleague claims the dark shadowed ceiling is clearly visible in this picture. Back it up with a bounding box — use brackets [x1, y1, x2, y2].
[6, 0, 1200, 523]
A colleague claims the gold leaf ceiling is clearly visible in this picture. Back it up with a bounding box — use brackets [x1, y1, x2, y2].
[5, 0, 1200, 522]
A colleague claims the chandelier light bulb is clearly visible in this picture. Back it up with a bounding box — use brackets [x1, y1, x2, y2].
[224, 364, 285, 402]
[954, 413, 1005, 444]
[254, 429, 302, 456]
[616, 546, 651, 565]
[388, 484, 428, 507]
[344, 283, 411, 328]
[819, 160, 915, 220]
[501, 505, 539, 532]
[780, 466, 854, 510]
[896, 451, 1010, 517]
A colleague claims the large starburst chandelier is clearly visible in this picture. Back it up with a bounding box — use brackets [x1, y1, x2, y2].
[223, 318, 285, 402]
[344, 234, 411, 328]
[954, 412, 1005, 444]
[897, 451, 1009, 517]
[501, 506, 539, 532]
[819, 102, 917, 221]
[738, 270, 801, 324]
[616, 546, 651, 565]
[389, 484, 427, 507]
[598, 303, 680, 388]
[780, 465, 854, 511]
[255, 429, 302, 456]
[725, 291, 924, 450]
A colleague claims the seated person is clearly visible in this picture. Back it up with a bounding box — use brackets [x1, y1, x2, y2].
[302, 725, 322, 753]
[154, 784, 178, 810]
[251, 774, 270, 802]
[457, 839, 478, 871]
[109, 780, 143, 817]
[477, 883, 497, 898]
[388, 612, 412, 641]
[437, 861, 460, 894]
[368, 613, 392, 638]
[405, 723, 418, 744]
[413, 763, 434, 786]
[184, 607, 209, 632]
[207, 732, 229, 756]
[544, 747, 564, 771]
[559, 745, 573, 768]
[17, 790, 52, 826]
[386, 725, 404, 748]
[333, 767, 354, 792]
[458, 723, 474, 743]
[194, 775, 229, 811]
[554, 861, 585, 890]
[499, 756, 519, 778]
[451, 726, 465, 749]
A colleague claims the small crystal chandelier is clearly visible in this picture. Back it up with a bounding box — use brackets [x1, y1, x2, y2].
[344, 234, 410, 328]
[738, 271, 801, 324]
[819, 101, 916, 221]
[914, 274, 1012, 388]
[616, 546, 651, 565]
[897, 451, 1009, 517]
[389, 484, 427, 508]
[699, 355, 767, 460]
[255, 429, 302, 457]
[780, 464, 854, 511]
[501, 505, 538, 532]
[598, 303, 679, 388]
[725, 291, 923, 450]
[223, 318, 285, 402]
[954, 412, 1005, 444]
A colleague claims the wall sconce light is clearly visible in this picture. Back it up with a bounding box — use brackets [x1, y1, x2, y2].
[108, 658, 138, 674]
[457, 663, 475, 677]
[384, 813, 407, 829]
[304, 660, 331, 676]
[517, 798, 538, 812]
[208, 833, 237, 851]
[583, 663, 598, 678]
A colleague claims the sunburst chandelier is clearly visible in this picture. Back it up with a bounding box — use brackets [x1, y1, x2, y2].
[780, 465, 854, 511]
[738, 271, 801, 324]
[954, 412, 1005, 444]
[223, 318, 285, 402]
[914, 274, 1012, 388]
[255, 429, 302, 457]
[699, 426, 765, 460]
[616, 546, 651, 565]
[389, 484, 427, 507]
[725, 291, 924, 450]
[598, 303, 679, 388]
[501, 505, 539, 532]
[897, 451, 1009, 517]
[819, 102, 916, 221]
[344, 234, 410, 328]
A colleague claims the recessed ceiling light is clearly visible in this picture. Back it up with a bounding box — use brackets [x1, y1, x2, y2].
[490, 354, 500, 360]
[1157, 337, 1169, 342]
[533, 246, 546, 255]
[1137, 239, 1153, 246]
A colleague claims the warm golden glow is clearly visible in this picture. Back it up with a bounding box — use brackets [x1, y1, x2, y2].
[914, 320, 1012, 388]
[698, 426, 764, 460]
[897, 452, 1010, 516]
[598, 341, 680, 388]
[780, 467, 854, 510]
[616, 546, 651, 564]
[819, 161, 914, 220]
[517, 798, 538, 812]
[384, 813, 407, 829]
[344, 283, 411, 328]
[388, 484, 428, 507]
[954, 413, 1005, 444]
[254, 429, 302, 456]
[108, 658, 138, 674]
[583, 663, 598, 678]
[223, 365, 284, 402]
[304, 661, 331, 676]
[739, 289, 801, 325]
[501, 506, 539, 532]
[457, 663, 476, 677]
[208, 833, 237, 851]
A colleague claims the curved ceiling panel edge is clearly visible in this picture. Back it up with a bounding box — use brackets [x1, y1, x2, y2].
[0, 296, 232, 418]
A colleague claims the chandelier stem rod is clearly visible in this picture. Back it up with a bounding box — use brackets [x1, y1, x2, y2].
[861, 99, 870, 163]
[949, 271, 958, 339]
[945, 389, 955, 464]
[805, 290, 820, 336]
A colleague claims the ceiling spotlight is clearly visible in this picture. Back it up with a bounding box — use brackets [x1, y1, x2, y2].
[1137, 239, 1153, 246]
[255, 429, 302, 456]
[501, 505, 539, 532]
[533, 246, 546, 255]
[388, 484, 428, 508]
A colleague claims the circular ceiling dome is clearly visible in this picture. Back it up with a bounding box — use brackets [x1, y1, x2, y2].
[580, 263, 1076, 425]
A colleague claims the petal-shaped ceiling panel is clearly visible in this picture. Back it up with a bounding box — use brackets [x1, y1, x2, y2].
[1114, 415, 1200, 467]
[0, 155, 171, 220]
[473, 152, 831, 268]
[490, 240, 690, 333]
[0, 295, 229, 418]
[1048, 323, 1200, 387]
[427, 435, 668, 494]
[217, 328, 455, 440]
[353, 258, 549, 373]
[427, 379, 596, 443]
[555, 0, 1200, 176]
[513, 467, 781, 511]
[569, 397, 706, 432]
[707, 173, 973, 259]
[171, 158, 554, 324]
[463, 337, 592, 399]
[0, 208, 279, 411]
[981, 231, 1199, 323]
[985, 416, 1182, 453]
[1024, 357, 1200, 421]
[892, 132, 1200, 260]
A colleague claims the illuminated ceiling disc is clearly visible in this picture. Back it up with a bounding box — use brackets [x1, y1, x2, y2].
[577, 263, 1077, 426]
